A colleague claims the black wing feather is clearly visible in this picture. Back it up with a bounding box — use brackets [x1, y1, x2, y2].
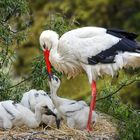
[107, 28, 138, 40]
[88, 38, 140, 65]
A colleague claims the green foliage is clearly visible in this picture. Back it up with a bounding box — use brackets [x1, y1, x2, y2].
[0, 0, 30, 101]
[0, 71, 11, 100]
[97, 96, 140, 140]
[30, 54, 49, 90]
[0, 0, 29, 44]
[96, 73, 140, 139]
[44, 13, 78, 36]
[41, 0, 140, 33]
[0, 70, 30, 102]
[0, 0, 30, 70]
[0, 0, 29, 19]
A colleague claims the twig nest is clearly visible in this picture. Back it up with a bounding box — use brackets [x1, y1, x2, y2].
[0, 112, 118, 139]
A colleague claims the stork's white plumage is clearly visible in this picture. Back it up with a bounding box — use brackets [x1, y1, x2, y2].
[20, 89, 38, 111]
[0, 100, 51, 129]
[21, 89, 54, 112]
[39, 26, 140, 131]
[20, 89, 59, 128]
[49, 75, 97, 130]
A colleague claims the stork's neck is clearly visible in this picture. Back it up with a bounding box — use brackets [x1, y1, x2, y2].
[35, 108, 42, 124]
[50, 36, 59, 52]
[50, 87, 61, 108]
[49, 38, 63, 71]
[49, 36, 61, 60]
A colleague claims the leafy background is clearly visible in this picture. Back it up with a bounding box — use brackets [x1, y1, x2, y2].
[0, 0, 140, 139]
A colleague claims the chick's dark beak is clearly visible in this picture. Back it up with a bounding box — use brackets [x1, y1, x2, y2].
[45, 108, 56, 117]
[45, 108, 61, 129]
[56, 119, 61, 129]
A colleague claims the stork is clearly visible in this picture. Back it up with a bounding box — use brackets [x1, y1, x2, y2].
[39, 27, 140, 131]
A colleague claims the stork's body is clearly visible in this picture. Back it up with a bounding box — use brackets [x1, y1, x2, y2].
[40, 27, 140, 131]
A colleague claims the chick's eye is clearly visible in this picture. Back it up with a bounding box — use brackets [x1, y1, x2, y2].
[43, 106, 48, 109]
[54, 77, 58, 82]
[52, 75, 58, 82]
[34, 93, 39, 97]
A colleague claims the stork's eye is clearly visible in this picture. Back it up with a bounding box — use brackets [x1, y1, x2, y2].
[43, 44, 46, 49]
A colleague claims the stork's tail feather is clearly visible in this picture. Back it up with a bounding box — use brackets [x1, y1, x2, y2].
[136, 42, 140, 53]
[122, 52, 140, 68]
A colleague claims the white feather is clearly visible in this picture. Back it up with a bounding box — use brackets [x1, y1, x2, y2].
[21, 89, 57, 126]
[0, 100, 48, 129]
[20, 89, 37, 110]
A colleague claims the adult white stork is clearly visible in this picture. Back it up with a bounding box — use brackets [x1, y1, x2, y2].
[39, 26, 140, 131]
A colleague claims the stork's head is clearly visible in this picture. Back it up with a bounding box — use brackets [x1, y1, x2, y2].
[39, 30, 59, 51]
[48, 74, 61, 92]
[35, 101, 56, 117]
[39, 30, 59, 78]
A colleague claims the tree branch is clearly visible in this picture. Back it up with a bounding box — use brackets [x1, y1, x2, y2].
[0, 21, 17, 33]
[0, 76, 32, 92]
[0, 46, 9, 68]
[96, 78, 140, 102]
[0, 61, 47, 92]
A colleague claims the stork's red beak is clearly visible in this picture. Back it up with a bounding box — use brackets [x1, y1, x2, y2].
[43, 49, 52, 80]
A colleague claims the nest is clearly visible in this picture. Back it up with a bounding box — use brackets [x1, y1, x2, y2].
[0, 113, 118, 140]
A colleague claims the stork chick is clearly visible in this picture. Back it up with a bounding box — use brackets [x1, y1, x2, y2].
[0, 100, 54, 130]
[20, 89, 60, 128]
[49, 75, 97, 130]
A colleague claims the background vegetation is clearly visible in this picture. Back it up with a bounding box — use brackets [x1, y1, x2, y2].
[0, 0, 140, 139]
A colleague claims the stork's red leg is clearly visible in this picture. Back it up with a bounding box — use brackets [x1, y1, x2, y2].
[86, 81, 96, 131]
